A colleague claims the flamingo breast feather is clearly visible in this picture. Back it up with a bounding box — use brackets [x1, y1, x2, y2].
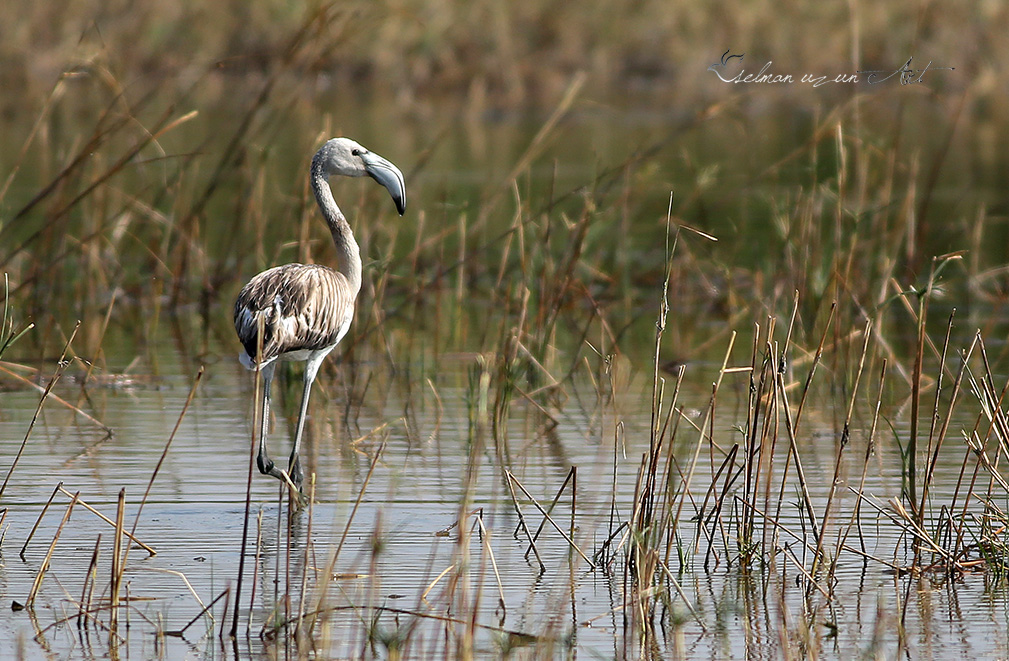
[234, 263, 356, 368]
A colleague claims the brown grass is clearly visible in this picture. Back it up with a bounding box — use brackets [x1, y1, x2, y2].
[2, 0, 1009, 658]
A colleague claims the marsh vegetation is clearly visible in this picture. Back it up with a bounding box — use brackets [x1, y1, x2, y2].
[2, 1, 1009, 658]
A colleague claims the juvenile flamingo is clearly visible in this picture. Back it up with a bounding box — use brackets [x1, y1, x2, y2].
[234, 138, 406, 492]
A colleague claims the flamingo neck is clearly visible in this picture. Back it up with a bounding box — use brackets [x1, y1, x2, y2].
[311, 166, 362, 297]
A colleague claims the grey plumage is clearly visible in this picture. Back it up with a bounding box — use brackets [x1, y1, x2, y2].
[234, 264, 356, 368]
[233, 137, 406, 492]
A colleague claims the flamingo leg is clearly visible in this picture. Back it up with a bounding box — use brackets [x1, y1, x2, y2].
[288, 352, 326, 492]
[256, 363, 287, 483]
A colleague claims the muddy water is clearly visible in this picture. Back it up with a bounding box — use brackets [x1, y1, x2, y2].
[1, 332, 1008, 660]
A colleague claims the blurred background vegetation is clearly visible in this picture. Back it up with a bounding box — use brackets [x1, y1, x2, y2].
[0, 0, 1007, 365]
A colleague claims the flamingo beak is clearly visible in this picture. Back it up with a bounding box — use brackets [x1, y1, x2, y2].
[361, 152, 406, 216]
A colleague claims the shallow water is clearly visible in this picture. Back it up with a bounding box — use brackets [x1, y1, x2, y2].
[2, 331, 1009, 660]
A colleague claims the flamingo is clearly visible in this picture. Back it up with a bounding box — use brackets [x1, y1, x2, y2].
[233, 137, 406, 492]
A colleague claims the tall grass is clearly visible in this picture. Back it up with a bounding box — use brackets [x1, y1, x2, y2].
[2, 0, 1009, 658]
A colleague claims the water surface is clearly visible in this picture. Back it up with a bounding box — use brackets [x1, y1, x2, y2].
[2, 330, 1008, 659]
